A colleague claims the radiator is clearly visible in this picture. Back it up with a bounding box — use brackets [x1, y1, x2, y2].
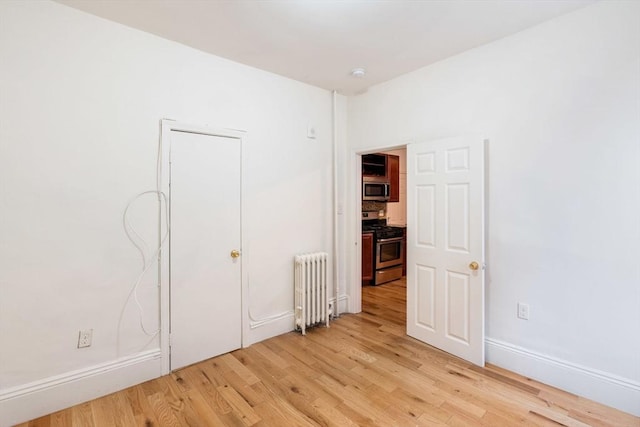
[294, 252, 330, 335]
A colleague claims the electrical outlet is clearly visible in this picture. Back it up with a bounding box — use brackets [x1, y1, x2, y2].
[517, 303, 530, 320]
[78, 329, 93, 348]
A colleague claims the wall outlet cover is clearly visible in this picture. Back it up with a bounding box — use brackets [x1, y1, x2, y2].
[517, 303, 530, 320]
[78, 329, 93, 348]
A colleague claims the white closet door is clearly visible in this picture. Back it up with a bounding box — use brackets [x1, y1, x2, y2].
[169, 130, 241, 370]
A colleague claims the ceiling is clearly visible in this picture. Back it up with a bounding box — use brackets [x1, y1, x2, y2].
[56, 0, 595, 95]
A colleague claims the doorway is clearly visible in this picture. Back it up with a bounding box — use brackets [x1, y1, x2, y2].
[353, 137, 486, 367]
[360, 147, 408, 319]
[159, 120, 245, 373]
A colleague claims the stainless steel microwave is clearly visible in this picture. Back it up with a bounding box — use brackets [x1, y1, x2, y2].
[363, 181, 390, 201]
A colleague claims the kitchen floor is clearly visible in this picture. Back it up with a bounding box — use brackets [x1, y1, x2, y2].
[362, 276, 406, 326]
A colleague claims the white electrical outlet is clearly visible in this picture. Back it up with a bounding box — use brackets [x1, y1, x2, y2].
[78, 329, 93, 348]
[517, 303, 530, 320]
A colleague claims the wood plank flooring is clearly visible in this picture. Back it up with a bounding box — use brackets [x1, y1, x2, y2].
[18, 278, 639, 426]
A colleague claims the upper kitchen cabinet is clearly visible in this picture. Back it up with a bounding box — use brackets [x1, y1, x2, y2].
[362, 154, 387, 182]
[382, 148, 406, 226]
[362, 153, 400, 202]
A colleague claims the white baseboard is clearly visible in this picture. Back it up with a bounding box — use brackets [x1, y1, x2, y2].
[334, 294, 350, 315]
[486, 337, 640, 416]
[247, 311, 296, 346]
[245, 295, 350, 346]
[0, 349, 162, 427]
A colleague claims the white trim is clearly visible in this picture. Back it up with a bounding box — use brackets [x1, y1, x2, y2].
[348, 150, 363, 314]
[486, 338, 640, 416]
[329, 295, 350, 315]
[249, 311, 294, 329]
[244, 297, 351, 346]
[246, 313, 296, 346]
[0, 350, 161, 427]
[332, 91, 340, 316]
[159, 119, 246, 374]
[244, 295, 352, 345]
[334, 294, 350, 315]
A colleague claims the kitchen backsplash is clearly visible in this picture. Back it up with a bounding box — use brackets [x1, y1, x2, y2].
[362, 201, 386, 213]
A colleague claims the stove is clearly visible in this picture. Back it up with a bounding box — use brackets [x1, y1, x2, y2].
[362, 212, 405, 285]
[362, 224, 404, 239]
[362, 211, 404, 239]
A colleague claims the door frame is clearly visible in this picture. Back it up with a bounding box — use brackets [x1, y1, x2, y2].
[159, 119, 246, 375]
[347, 144, 407, 314]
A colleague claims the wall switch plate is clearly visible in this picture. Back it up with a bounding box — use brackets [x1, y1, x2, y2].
[78, 329, 93, 348]
[517, 303, 530, 320]
[307, 124, 317, 139]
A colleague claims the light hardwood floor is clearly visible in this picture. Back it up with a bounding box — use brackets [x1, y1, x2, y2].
[19, 278, 639, 426]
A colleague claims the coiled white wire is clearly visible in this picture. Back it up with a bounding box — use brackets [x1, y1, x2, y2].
[123, 190, 169, 336]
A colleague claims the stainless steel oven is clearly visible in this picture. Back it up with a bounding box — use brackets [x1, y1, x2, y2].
[376, 237, 404, 270]
[374, 235, 404, 285]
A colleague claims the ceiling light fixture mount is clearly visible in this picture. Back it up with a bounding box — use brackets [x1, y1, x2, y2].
[350, 67, 366, 78]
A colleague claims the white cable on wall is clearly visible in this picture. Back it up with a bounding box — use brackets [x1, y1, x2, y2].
[122, 190, 169, 337]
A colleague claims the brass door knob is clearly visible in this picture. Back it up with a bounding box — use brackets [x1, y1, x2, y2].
[230, 250, 241, 259]
[469, 261, 479, 271]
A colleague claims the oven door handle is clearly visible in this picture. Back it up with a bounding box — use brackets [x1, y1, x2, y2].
[377, 237, 404, 243]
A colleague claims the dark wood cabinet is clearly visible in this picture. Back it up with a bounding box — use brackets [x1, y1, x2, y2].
[362, 154, 387, 178]
[402, 227, 407, 276]
[387, 155, 400, 202]
[362, 232, 374, 284]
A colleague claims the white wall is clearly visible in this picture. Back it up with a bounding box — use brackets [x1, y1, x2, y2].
[346, 0, 640, 415]
[0, 1, 333, 423]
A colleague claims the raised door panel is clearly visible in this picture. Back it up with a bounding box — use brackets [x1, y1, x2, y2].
[445, 270, 471, 344]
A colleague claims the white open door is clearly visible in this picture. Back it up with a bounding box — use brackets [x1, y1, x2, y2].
[407, 136, 485, 366]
